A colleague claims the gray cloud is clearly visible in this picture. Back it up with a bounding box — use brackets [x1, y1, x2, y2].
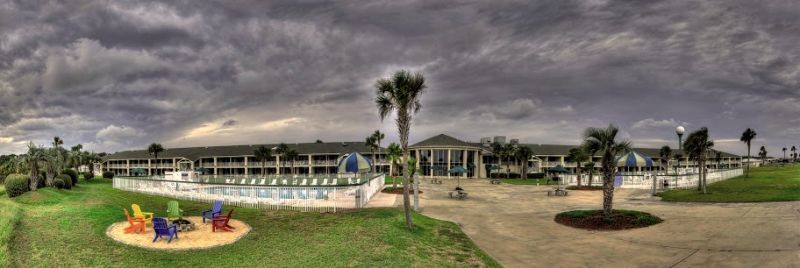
[0, 0, 797, 157]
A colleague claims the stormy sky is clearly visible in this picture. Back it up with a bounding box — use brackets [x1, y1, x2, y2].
[0, 0, 797, 157]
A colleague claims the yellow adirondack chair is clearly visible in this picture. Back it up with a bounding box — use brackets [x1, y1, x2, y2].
[131, 204, 154, 225]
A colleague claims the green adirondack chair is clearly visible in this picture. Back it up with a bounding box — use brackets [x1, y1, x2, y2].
[166, 201, 183, 220]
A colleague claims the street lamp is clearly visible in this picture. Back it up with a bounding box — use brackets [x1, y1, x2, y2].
[676, 126, 685, 174]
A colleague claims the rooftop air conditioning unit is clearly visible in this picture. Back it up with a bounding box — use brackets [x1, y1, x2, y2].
[480, 137, 491, 147]
[493, 136, 506, 144]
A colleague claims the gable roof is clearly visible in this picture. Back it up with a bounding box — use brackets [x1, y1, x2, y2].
[410, 134, 478, 148]
[103, 142, 378, 161]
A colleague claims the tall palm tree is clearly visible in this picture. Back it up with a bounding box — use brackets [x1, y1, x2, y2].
[758, 146, 767, 166]
[365, 135, 378, 173]
[792, 146, 797, 162]
[490, 142, 506, 179]
[375, 69, 427, 229]
[715, 151, 723, 169]
[739, 128, 756, 177]
[69, 144, 83, 171]
[566, 147, 589, 186]
[386, 143, 402, 189]
[253, 146, 272, 177]
[659, 146, 672, 175]
[582, 124, 631, 218]
[782, 147, 787, 160]
[515, 146, 534, 180]
[284, 149, 299, 175]
[275, 143, 289, 175]
[24, 142, 47, 190]
[372, 130, 385, 172]
[584, 162, 595, 186]
[147, 143, 165, 176]
[503, 143, 516, 178]
[684, 127, 714, 194]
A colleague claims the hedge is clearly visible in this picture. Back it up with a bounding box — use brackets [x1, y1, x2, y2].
[82, 172, 94, 181]
[4, 174, 30, 198]
[57, 174, 72, 190]
[62, 169, 78, 185]
[102, 171, 114, 179]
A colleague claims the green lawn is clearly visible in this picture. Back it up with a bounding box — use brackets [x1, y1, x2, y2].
[7, 179, 499, 268]
[659, 165, 800, 202]
[1, 186, 21, 268]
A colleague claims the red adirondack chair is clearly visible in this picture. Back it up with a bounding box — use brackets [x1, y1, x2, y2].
[124, 208, 146, 233]
[212, 209, 235, 232]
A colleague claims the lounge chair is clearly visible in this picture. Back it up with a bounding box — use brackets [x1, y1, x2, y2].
[348, 178, 353, 184]
[152, 218, 178, 243]
[123, 208, 146, 233]
[321, 179, 328, 185]
[166, 200, 183, 220]
[300, 179, 308, 185]
[259, 179, 266, 185]
[311, 179, 318, 185]
[202, 200, 223, 223]
[131, 204, 154, 225]
[250, 179, 257, 185]
[270, 179, 277, 185]
[212, 210, 235, 232]
[331, 179, 338, 185]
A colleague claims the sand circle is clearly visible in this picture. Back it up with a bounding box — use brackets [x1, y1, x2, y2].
[106, 216, 251, 250]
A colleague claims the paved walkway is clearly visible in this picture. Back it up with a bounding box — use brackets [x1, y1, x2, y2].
[415, 179, 800, 268]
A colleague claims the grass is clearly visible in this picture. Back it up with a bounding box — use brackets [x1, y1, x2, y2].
[8, 178, 499, 268]
[0, 186, 21, 268]
[659, 165, 800, 202]
[498, 178, 552, 185]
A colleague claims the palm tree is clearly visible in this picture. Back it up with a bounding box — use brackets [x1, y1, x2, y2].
[782, 147, 787, 160]
[515, 146, 534, 179]
[659, 146, 672, 175]
[584, 162, 595, 186]
[582, 124, 631, 218]
[566, 147, 589, 186]
[69, 144, 83, 171]
[147, 143, 165, 176]
[792, 146, 797, 162]
[24, 142, 47, 190]
[490, 142, 506, 179]
[715, 151, 723, 169]
[365, 135, 378, 173]
[284, 150, 299, 175]
[372, 130, 385, 172]
[84, 151, 100, 175]
[758, 146, 767, 166]
[275, 143, 289, 175]
[375, 69, 427, 229]
[684, 127, 714, 194]
[386, 143, 402, 189]
[503, 143, 516, 178]
[739, 128, 756, 177]
[253, 146, 272, 177]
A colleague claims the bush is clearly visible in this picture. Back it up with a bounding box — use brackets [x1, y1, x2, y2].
[4, 174, 30, 198]
[82, 172, 94, 181]
[62, 169, 78, 185]
[102, 171, 114, 179]
[57, 174, 72, 189]
[529, 173, 545, 179]
[53, 178, 65, 189]
[0, 175, 5, 184]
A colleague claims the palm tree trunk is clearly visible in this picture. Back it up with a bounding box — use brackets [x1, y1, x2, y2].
[745, 145, 750, 178]
[576, 161, 582, 186]
[398, 111, 413, 229]
[602, 160, 615, 218]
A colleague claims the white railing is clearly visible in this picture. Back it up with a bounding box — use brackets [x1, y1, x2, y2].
[113, 174, 385, 213]
[560, 168, 743, 189]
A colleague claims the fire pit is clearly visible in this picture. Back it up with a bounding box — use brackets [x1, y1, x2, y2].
[172, 218, 195, 232]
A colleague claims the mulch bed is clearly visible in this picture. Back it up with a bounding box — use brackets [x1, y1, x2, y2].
[554, 210, 663, 231]
[565, 186, 604, 191]
[381, 188, 423, 195]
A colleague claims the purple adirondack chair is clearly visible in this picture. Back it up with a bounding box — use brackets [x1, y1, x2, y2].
[202, 200, 223, 223]
[152, 218, 178, 243]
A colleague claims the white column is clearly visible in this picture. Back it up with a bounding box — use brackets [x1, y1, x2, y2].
[213, 157, 218, 175]
[126, 160, 130, 176]
[244, 157, 249, 175]
[447, 149, 451, 178]
[462, 149, 468, 178]
[276, 155, 281, 175]
[308, 155, 313, 174]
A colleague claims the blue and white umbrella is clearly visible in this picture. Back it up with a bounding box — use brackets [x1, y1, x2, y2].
[337, 152, 372, 173]
[616, 151, 654, 168]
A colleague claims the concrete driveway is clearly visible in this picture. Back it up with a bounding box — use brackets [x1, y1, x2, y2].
[415, 179, 800, 268]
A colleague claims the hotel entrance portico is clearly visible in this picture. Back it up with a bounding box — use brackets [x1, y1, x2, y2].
[409, 134, 485, 179]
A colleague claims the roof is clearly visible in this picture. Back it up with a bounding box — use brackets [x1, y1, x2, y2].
[103, 142, 378, 161]
[410, 134, 479, 148]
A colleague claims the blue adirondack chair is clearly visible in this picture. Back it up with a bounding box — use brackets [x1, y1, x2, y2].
[152, 218, 178, 243]
[202, 200, 223, 223]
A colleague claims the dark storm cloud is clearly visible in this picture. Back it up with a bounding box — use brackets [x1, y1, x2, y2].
[0, 0, 797, 156]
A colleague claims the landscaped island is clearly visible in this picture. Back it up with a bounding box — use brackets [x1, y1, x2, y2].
[3, 177, 500, 267]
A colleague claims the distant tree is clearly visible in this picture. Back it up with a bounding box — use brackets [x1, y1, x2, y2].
[24, 142, 47, 190]
[758, 146, 767, 166]
[284, 149, 299, 175]
[275, 143, 289, 174]
[515, 146, 534, 179]
[584, 162, 595, 186]
[782, 147, 787, 160]
[659, 146, 672, 174]
[253, 146, 272, 177]
[365, 135, 378, 173]
[684, 127, 714, 194]
[148, 143, 165, 175]
[739, 128, 756, 177]
[715, 151, 722, 169]
[792, 146, 797, 162]
[372, 130, 385, 172]
[490, 142, 506, 178]
[566, 147, 589, 185]
[582, 124, 631, 218]
[315, 139, 323, 143]
[386, 143, 402, 189]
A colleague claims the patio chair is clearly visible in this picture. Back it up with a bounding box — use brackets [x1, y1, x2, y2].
[270, 179, 277, 185]
[212, 209, 236, 232]
[123, 208, 146, 233]
[300, 179, 307, 185]
[152, 218, 179, 243]
[259, 179, 266, 185]
[321, 179, 328, 185]
[131, 204, 154, 225]
[202, 200, 224, 223]
[348, 178, 353, 184]
[250, 179, 257, 185]
[311, 178, 318, 185]
[331, 179, 338, 185]
[166, 200, 183, 220]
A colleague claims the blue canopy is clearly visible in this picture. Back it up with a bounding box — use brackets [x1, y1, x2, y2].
[616, 151, 654, 167]
[337, 152, 372, 173]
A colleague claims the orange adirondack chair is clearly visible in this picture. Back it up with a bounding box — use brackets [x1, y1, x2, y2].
[124, 208, 146, 233]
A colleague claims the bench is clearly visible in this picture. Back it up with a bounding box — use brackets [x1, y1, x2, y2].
[449, 190, 468, 200]
[430, 178, 443, 184]
[490, 179, 502, 185]
[547, 188, 568, 196]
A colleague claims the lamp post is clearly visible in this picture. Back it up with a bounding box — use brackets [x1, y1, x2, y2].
[676, 126, 685, 174]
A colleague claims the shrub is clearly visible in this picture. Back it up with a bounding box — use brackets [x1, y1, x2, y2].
[529, 173, 545, 179]
[57, 174, 72, 189]
[4, 174, 30, 198]
[102, 171, 114, 179]
[53, 178, 65, 189]
[82, 172, 94, 181]
[0, 175, 5, 184]
[62, 169, 78, 185]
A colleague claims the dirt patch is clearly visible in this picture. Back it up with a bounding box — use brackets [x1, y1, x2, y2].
[381, 188, 423, 195]
[554, 210, 662, 231]
[106, 216, 250, 250]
